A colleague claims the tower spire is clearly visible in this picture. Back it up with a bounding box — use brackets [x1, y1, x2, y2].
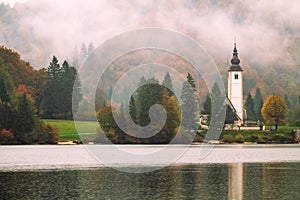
[229, 42, 243, 71]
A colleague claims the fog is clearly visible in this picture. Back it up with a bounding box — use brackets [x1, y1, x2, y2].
[6, 0, 300, 68]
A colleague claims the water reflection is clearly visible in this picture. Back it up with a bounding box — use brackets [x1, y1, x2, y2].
[229, 163, 244, 200]
[0, 163, 299, 200]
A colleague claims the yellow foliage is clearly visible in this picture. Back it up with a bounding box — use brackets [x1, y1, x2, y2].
[261, 94, 289, 126]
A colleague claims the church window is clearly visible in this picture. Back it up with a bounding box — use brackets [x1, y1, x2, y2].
[234, 74, 239, 79]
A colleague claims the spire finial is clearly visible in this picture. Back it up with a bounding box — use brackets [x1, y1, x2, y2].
[229, 38, 243, 71]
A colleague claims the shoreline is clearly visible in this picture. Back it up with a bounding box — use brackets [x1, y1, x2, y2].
[0, 144, 300, 171]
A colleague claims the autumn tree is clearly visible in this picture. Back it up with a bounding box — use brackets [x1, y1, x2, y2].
[155, 89, 181, 143]
[261, 94, 289, 131]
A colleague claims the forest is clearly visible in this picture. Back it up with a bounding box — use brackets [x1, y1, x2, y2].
[0, 46, 82, 144]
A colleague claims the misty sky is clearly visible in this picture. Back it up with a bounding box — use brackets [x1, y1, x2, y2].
[2, 0, 300, 70]
[1, 0, 27, 6]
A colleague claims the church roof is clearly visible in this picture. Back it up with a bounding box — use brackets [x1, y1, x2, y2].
[225, 97, 241, 124]
[229, 43, 243, 71]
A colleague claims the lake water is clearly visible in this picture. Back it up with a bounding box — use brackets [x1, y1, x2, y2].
[0, 145, 300, 199]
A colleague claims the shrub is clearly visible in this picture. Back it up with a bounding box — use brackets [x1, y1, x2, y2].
[0, 129, 14, 144]
[273, 134, 292, 144]
[234, 133, 244, 143]
[45, 124, 59, 144]
[223, 134, 234, 143]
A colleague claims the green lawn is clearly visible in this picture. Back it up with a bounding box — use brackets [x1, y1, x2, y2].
[43, 119, 99, 141]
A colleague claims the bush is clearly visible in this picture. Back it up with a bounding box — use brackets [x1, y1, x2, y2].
[272, 134, 292, 144]
[223, 134, 234, 143]
[295, 120, 300, 127]
[234, 133, 244, 143]
[0, 129, 14, 144]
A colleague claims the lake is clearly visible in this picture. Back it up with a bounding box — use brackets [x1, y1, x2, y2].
[0, 145, 299, 199]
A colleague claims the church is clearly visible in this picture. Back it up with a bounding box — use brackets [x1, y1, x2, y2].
[225, 42, 244, 126]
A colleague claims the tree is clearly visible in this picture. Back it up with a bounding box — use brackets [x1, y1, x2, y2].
[15, 93, 37, 143]
[43, 56, 62, 117]
[87, 42, 95, 55]
[61, 61, 82, 118]
[245, 93, 255, 120]
[187, 73, 196, 91]
[202, 94, 211, 115]
[155, 89, 181, 143]
[47, 56, 61, 80]
[296, 95, 300, 126]
[261, 94, 289, 131]
[43, 57, 82, 119]
[80, 43, 88, 62]
[254, 88, 263, 121]
[0, 68, 16, 105]
[135, 77, 162, 126]
[96, 106, 121, 142]
[129, 95, 137, 123]
[162, 72, 174, 95]
[181, 80, 199, 131]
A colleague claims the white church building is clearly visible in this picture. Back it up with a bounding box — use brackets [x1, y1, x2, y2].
[226, 43, 244, 125]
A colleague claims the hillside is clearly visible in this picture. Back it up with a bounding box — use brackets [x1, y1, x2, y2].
[0, 0, 299, 123]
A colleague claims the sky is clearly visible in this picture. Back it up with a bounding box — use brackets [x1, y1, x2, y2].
[1, 0, 27, 6]
[1, 0, 300, 71]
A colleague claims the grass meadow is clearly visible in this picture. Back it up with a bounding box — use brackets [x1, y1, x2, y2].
[43, 120, 99, 141]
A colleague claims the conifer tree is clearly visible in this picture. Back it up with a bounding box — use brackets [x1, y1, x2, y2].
[187, 73, 196, 91]
[180, 78, 199, 131]
[87, 42, 95, 55]
[202, 94, 211, 115]
[162, 72, 174, 95]
[254, 88, 263, 121]
[245, 93, 255, 120]
[15, 93, 37, 143]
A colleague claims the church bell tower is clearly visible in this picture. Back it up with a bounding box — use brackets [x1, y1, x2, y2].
[228, 43, 244, 123]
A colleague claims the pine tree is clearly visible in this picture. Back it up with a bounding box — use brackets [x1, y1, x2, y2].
[15, 93, 37, 143]
[202, 94, 211, 115]
[162, 72, 174, 95]
[43, 56, 62, 118]
[87, 42, 95, 55]
[180, 80, 199, 131]
[80, 43, 88, 61]
[47, 56, 61, 79]
[245, 93, 255, 120]
[254, 88, 263, 121]
[187, 73, 196, 91]
[0, 68, 15, 105]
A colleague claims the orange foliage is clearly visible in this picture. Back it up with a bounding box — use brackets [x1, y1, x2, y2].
[0, 129, 14, 144]
[17, 84, 33, 100]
